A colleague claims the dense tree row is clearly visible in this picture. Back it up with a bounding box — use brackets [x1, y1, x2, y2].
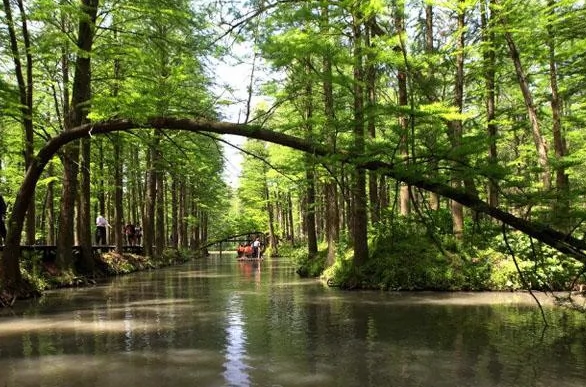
[0, 0, 228, 292]
[228, 0, 586, 285]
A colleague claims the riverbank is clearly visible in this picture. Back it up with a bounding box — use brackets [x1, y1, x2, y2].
[0, 248, 202, 308]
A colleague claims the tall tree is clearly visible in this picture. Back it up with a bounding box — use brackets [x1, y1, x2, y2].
[2, 0, 35, 244]
[351, 5, 369, 266]
[303, 59, 318, 258]
[395, 0, 410, 217]
[452, 0, 465, 238]
[481, 0, 499, 209]
[320, 3, 340, 266]
[56, 0, 99, 272]
[546, 0, 569, 229]
[496, 0, 551, 190]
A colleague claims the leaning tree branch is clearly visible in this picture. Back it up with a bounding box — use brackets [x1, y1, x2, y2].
[4, 117, 586, 283]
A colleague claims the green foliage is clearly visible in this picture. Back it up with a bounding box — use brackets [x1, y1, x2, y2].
[291, 246, 327, 278]
[490, 232, 585, 291]
[19, 266, 48, 294]
[156, 248, 194, 266]
[320, 216, 584, 292]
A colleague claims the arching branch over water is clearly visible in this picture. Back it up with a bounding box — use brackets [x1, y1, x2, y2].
[3, 117, 586, 289]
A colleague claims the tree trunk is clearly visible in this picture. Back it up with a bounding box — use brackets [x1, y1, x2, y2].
[170, 178, 178, 248]
[287, 192, 295, 245]
[265, 182, 278, 256]
[57, 0, 99, 271]
[425, 4, 441, 209]
[143, 135, 156, 257]
[547, 0, 569, 230]
[395, 1, 410, 217]
[351, 13, 369, 267]
[46, 163, 56, 245]
[113, 134, 124, 252]
[482, 0, 499, 209]
[448, 0, 466, 239]
[155, 150, 165, 257]
[78, 136, 94, 271]
[366, 17, 380, 225]
[320, 4, 339, 266]
[191, 202, 200, 249]
[179, 181, 188, 249]
[304, 59, 318, 258]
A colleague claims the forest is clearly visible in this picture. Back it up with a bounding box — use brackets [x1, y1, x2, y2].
[1, 0, 586, 304]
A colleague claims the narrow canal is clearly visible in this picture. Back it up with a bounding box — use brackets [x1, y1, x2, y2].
[1, 254, 585, 387]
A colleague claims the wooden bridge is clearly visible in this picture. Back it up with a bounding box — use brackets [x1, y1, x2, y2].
[203, 231, 266, 256]
[0, 231, 263, 262]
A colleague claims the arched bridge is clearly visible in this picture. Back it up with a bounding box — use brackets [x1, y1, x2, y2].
[203, 231, 266, 254]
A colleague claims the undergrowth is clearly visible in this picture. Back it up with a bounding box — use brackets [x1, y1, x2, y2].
[313, 213, 585, 292]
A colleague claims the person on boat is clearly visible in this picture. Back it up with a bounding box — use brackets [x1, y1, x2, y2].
[244, 243, 253, 257]
[253, 237, 261, 259]
[237, 243, 246, 257]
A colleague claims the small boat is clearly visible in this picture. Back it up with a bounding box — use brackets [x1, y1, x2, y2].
[236, 243, 263, 260]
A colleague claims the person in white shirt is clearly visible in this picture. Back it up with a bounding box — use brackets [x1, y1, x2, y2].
[253, 237, 261, 259]
[95, 214, 110, 245]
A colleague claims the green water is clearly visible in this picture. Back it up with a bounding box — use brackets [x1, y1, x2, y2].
[1, 254, 585, 386]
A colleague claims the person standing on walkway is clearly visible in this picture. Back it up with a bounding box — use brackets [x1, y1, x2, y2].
[0, 194, 7, 245]
[95, 214, 111, 245]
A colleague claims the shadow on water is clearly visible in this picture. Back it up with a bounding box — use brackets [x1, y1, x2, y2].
[0, 254, 585, 387]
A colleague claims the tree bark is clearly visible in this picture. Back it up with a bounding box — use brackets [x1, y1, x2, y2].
[366, 17, 380, 224]
[448, 0, 466, 239]
[113, 134, 124, 252]
[320, 3, 339, 266]
[155, 149, 165, 257]
[351, 12, 369, 267]
[547, 0, 569, 230]
[425, 4, 441, 210]
[304, 59, 318, 258]
[78, 136, 94, 271]
[170, 178, 178, 249]
[287, 192, 295, 245]
[57, 0, 99, 272]
[482, 0, 499, 209]
[265, 181, 278, 256]
[143, 134, 156, 257]
[395, 0, 410, 217]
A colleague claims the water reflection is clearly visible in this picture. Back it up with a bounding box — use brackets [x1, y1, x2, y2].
[223, 294, 250, 386]
[0, 256, 585, 387]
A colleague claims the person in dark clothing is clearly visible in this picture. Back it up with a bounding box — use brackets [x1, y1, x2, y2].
[0, 195, 7, 244]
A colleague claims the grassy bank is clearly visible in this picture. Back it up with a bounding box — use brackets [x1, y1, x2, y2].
[1, 248, 202, 307]
[293, 215, 586, 293]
